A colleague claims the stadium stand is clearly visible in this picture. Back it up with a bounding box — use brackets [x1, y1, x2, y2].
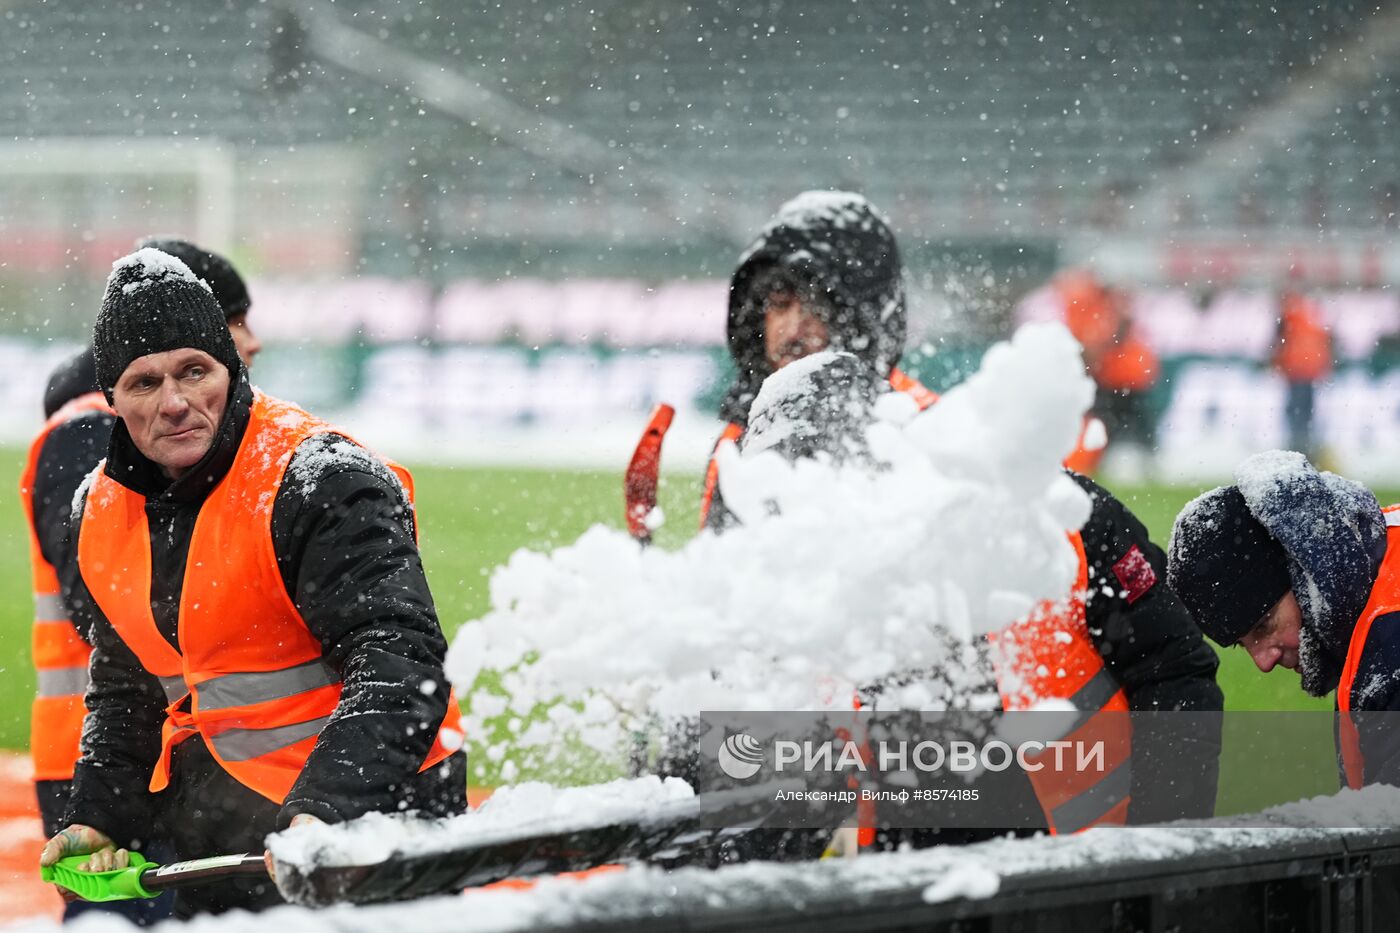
[0, 1, 1388, 277]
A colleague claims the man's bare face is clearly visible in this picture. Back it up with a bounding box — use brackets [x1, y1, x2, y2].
[227, 312, 262, 367]
[763, 292, 830, 371]
[1239, 591, 1303, 674]
[112, 348, 230, 480]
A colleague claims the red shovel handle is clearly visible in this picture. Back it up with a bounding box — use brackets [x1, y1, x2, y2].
[624, 403, 675, 543]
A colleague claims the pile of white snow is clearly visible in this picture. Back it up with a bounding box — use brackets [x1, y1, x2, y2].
[447, 322, 1095, 768]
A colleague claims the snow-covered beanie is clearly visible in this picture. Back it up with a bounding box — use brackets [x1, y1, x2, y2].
[136, 236, 251, 319]
[1167, 485, 1293, 646]
[743, 350, 882, 466]
[93, 248, 242, 402]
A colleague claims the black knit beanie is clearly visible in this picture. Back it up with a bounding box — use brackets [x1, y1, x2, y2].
[136, 236, 251, 318]
[93, 248, 242, 401]
[1167, 485, 1294, 647]
[42, 346, 99, 418]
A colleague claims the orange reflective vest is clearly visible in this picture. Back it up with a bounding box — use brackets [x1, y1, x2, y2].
[76, 392, 462, 804]
[1338, 507, 1400, 789]
[1274, 299, 1332, 383]
[988, 533, 1132, 834]
[21, 391, 114, 781]
[1094, 332, 1158, 393]
[852, 534, 1129, 844]
[699, 367, 939, 528]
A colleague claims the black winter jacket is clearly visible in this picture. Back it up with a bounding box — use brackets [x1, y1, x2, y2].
[1070, 472, 1223, 823]
[61, 374, 465, 862]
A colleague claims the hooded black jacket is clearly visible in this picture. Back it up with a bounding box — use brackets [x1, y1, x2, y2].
[719, 191, 907, 428]
[712, 193, 1223, 823]
[60, 372, 465, 915]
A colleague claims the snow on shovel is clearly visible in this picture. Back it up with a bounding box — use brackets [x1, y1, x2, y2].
[266, 777, 804, 906]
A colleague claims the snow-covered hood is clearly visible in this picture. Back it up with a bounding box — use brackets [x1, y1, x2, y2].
[720, 191, 906, 425]
[1235, 451, 1387, 669]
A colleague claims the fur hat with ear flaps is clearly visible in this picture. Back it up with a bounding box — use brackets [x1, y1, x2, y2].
[1169, 450, 1386, 696]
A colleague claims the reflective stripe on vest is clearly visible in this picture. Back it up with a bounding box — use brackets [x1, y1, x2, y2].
[699, 370, 939, 528]
[37, 666, 89, 698]
[22, 390, 113, 781]
[988, 532, 1133, 834]
[1072, 666, 1120, 712]
[78, 391, 463, 803]
[1050, 756, 1132, 834]
[210, 716, 331, 762]
[34, 592, 67, 622]
[196, 660, 338, 711]
[1338, 505, 1400, 788]
[157, 675, 187, 705]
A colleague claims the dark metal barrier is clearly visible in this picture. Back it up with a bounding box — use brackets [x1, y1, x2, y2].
[519, 826, 1400, 933]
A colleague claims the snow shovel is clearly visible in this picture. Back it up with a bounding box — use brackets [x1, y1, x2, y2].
[41, 851, 269, 902]
[41, 782, 808, 906]
[274, 780, 810, 906]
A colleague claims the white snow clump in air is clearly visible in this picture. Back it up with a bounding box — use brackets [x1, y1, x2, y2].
[446, 322, 1095, 761]
[111, 246, 213, 295]
[1080, 415, 1108, 451]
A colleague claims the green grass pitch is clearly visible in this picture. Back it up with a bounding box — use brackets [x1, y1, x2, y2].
[0, 448, 1373, 814]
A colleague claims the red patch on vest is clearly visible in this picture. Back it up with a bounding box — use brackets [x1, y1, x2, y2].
[1112, 546, 1157, 604]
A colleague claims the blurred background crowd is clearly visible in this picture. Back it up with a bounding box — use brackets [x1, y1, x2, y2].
[0, 0, 1396, 480]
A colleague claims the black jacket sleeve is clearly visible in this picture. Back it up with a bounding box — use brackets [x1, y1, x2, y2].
[31, 413, 113, 570]
[1072, 472, 1225, 824]
[59, 492, 168, 850]
[273, 435, 453, 829]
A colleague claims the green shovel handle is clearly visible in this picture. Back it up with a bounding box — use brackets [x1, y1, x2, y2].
[40, 851, 157, 902]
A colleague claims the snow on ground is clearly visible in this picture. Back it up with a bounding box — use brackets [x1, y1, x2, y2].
[446, 323, 1095, 768]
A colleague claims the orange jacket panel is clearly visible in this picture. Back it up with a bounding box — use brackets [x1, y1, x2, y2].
[1058, 274, 1118, 359]
[1338, 507, 1400, 789]
[1274, 299, 1332, 383]
[987, 532, 1132, 833]
[21, 391, 113, 781]
[78, 392, 462, 803]
[1095, 333, 1158, 393]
